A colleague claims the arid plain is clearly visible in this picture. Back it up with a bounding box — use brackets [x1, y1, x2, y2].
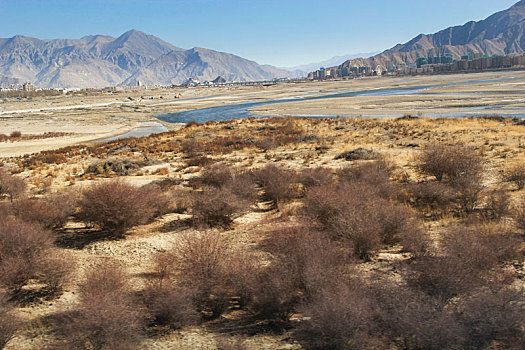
[1, 71, 525, 349]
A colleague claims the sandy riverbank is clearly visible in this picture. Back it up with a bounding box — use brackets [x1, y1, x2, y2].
[1, 70, 525, 158]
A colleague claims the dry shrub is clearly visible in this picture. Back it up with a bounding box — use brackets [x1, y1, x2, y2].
[297, 167, 334, 189]
[253, 164, 297, 207]
[253, 226, 351, 321]
[77, 179, 159, 236]
[0, 293, 20, 349]
[504, 163, 525, 190]
[401, 181, 456, 216]
[259, 225, 350, 300]
[416, 143, 484, 182]
[455, 286, 525, 349]
[191, 186, 251, 228]
[482, 189, 511, 220]
[373, 284, 465, 350]
[337, 160, 394, 199]
[407, 226, 520, 301]
[60, 263, 144, 350]
[12, 194, 74, 230]
[158, 231, 256, 318]
[83, 157, 147, 177]
[303, 182, 415, 259]
[0, 169, 26, 201]
[190, 164, 258, 203]
[190, 163, 233, 189]
[9, 131, 21, 138]
[0, 217, 50, 291]
[296, 280, 381, 350]
[142, 280, 198, 329]
[167, 187, 192, 213]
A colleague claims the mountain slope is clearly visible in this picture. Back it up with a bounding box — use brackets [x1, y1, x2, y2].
[125, 47, 295, 85]
[338, 0, 525, 69]
[0, 30, 297, 88]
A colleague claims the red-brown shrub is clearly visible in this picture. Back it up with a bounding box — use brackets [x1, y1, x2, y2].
[407, 226, 518, 300]
[60, 263, 145, 349]
[253, 164, 297, 207]
[0, 293, 20, 349]
[455, 286, 525, 349]
[416, 143, 483, 182]
[0, 169, 26, 201]
[0, 217, 52, 291]
[191, 186, 250, 228]
[504, 163, 525, 190]
[12, 195, 74, 230]
[259, 225, 351, 302]
[303, 182, 415, 259]
[401, 181, 456, 216]
[158, 231, 254, 318]
[373, 283, 466, 350]
[298, 167, 334, 189]
[296, 280, 381, 350]
[337, 160, 393, 198]
[77, 180, 158, 236]
[142, 280, 198, 329]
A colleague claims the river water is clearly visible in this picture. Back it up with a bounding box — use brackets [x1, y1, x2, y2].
[158, 77, 525, 124]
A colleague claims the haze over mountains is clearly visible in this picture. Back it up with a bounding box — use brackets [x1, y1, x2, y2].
[284, 52, 379, 75]
[0, 29, 298, 88]
[337, 0, 525, 70]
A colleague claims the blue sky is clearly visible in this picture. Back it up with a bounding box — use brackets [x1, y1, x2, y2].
[0, 0, 519, 67]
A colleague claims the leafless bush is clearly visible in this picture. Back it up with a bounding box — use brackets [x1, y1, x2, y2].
[455, 286, 525, 349]
[0, 217, 52, 292]
[0, 293, 20, 349]
[407, 226, 518, 300]
[303, 182, 415, 259]
[417, 143, 484, 183]
[482, 189, 511, 220]
[298, 167, 335, 189]
[504, 163, 525, 190]
[191, 186, 250, 228]
[190, 164, 258, 203]
[373, 284, 466, 350]
[77, 179, 158, 236]
[0, 169, 26, 201]
[259, 225, 351, 303]
[60, 263, 144, 349]
[12, 194, 74, 230]
[249, 263, 301, 322]
[158, 231, 255, 318]
[253, 164, 297, 207]
[401, 181, 456, 216]
[337, 160, 392, 195]
[142, 280, 198, 329]
[190, 163, 233, 188]
[9, 131, 21, 138]
[167, 187, 192, 213]
[296, 280, 381, 350]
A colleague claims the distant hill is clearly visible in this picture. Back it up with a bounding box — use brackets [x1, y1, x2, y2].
[337, 0, 525, 70]
[0, 29, 299, 88]
[285, 52, 379, 74]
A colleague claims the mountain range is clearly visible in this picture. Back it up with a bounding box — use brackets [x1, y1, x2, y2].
[336, 0, 525, 70]
[0, 30, 299, 88]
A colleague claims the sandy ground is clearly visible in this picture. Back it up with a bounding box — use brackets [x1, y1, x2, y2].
[1, 70, 525, 158]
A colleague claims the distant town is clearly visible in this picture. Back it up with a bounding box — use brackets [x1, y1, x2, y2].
[3, 53, 525, 98]
[308, 53, 525, 79]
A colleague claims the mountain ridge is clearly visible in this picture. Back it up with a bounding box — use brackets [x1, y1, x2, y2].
[0, 29, 299, 88]
[335, 0, 525, 70]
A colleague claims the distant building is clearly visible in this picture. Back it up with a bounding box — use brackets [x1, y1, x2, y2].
[22, 82, 35, 91]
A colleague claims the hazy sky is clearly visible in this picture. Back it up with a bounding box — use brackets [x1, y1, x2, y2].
[0, 0, 519, 67]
